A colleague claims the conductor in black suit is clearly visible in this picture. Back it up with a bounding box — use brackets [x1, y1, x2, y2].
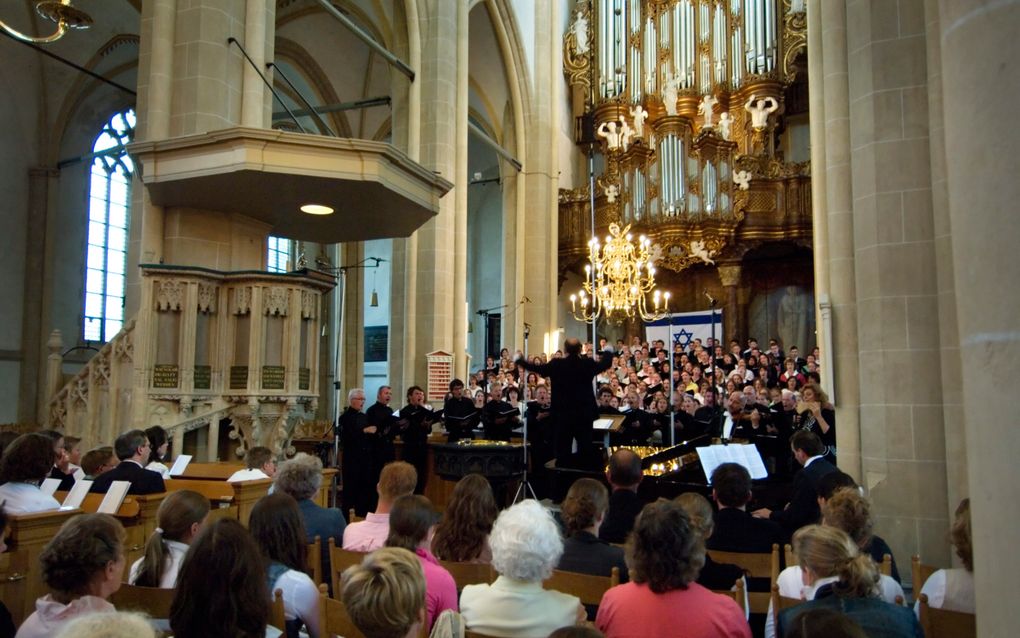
[520, 338, 613, 469]
[90, 429, 166, 495]
[753, 430, 837, 538]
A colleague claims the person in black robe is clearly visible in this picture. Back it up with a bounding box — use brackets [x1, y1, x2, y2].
[480, 385, 519, 442]
[339, 389, 377, 517]
[521, 338, 613, 469]
[443, 378, 479, 442]
[395, 385, 439, 494]
[365, 385, 397, 467]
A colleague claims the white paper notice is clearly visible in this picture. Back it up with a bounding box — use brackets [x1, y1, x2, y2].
[61, 480, 94, 509]
[168, 455, 193, 477]
[697, 444, 769, 482]
[40, 478, 62, 496]
[97, 481, 131, 514]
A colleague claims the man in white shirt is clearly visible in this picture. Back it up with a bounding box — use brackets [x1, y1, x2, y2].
[342, 461, 417, 551]
[226, 447, 277, 482]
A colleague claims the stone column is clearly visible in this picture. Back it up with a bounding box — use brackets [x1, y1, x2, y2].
[922, 0, 967, 514]
[717, 264, 742, 343]
[453, 0, 469, 379]
[938, 0, 1020, 631]
[845, 0, 950, 568]
[21, 167, 58, 422]
[814, 0, 861, 478]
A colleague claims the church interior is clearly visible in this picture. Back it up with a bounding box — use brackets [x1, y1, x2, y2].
[0, 0, 1016, 635]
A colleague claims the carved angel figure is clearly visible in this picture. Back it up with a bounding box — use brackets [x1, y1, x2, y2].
[698, 94, 719, 128]
[662, 75, 680, 116]
[733, 169, 752, 190]
[629, 105, 648, 137]
[718, 112, 732, 140]
[572, 11, 589, 54]
[597, 121, 622, 149]
[604, 184, 620, 203]
[690, 240, 716, 265]
[619, 120, 635, 151]
[745, 94, 779, 129]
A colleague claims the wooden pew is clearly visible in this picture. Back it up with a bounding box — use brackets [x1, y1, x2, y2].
[164, 479, 239, 523]
[3, 508, 80, 626]
[176, 461, 245, 480]
[53, 492, 155, 574]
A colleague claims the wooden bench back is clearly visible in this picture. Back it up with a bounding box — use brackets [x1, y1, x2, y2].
[3, 508, 80, 625]
[328, 538, 368, 597]
[707, 544, 779, 614]
[918, 593, 976, 638]
[109, 583, 176, 618]
[543, 567, 619, 606]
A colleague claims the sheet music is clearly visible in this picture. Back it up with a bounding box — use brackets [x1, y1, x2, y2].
[40, 478, 62, 496]
[97, 480, 131, 514]
[168, 454, 193, 477]
[61, 480, 94, 509]
[72, 467, 86, 482]
[697, 444, 768, 482]
[592, 418, 614, 431]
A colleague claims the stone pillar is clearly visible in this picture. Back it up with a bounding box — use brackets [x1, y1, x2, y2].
[717, 264, 742, 343]
[814, 0, 861, 478]
[21, 167, 58, 423]
[402, 0, 459, 390]
[938, 0, 1020, 631]
[922, 0, 967, 515]
[519, 1, 562, 351]
[453, 0, 469, 379]
[845, 0, 950, 568]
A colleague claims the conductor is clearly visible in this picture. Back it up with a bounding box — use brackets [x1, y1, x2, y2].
[520, 338, 613, 469]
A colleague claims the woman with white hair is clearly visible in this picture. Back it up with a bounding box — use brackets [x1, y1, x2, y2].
[460, 500, 585, 637]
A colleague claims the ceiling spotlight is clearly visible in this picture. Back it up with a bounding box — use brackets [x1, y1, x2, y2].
[300, 204, 334, 215]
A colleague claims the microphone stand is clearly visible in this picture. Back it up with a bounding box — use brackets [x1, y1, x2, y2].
[513, 323, 538, 503]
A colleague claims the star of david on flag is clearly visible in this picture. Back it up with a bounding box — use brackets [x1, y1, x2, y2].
[644, 310, 724, 349]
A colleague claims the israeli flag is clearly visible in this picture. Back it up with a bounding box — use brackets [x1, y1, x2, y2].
[644, 310, 724, 350]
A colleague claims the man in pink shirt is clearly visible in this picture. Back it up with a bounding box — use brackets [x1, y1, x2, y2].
[342, 460, 417, 551]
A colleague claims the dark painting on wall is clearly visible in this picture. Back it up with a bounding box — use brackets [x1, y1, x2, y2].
[365, 325, 388, 362]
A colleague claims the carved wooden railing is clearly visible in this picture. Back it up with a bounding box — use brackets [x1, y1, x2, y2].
[45, 266, 335, 459]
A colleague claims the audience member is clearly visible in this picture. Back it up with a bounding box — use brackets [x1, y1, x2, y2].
[384, 495, 457, 631]
[169, 518, 279, 638]
[795, 383, 836, 463]
[914, 498, 974, 617]
[274, 453, 345, 592]
[776, 526, 921, 638]
[558, 478, 628, 583]
[0, 432, 18, 461]
[90, 430, 165, 495]
[0, 433, 61, 513]
[37, 429, 75, 491]
[461, 500, 584, 637]
[80, 447, 116, 480]
[0, 506, 15, 637]
[130, 489, 210, 588]
[675, 493, 745, 593]
[17, 514, 125, 638]
[227, 446, 277, 482]
[708, 462, 783, 552]
[249, 492, 321, 638]
[143, 426, 171, 478]
[61, 436, 83, 480]
[823, 487, 901, 583]
[431, 473, 497, 563]
[53, 611, 157, 638]
[595, 500, 750, 638]
[784, 608, 867, 638]
[341, 547, 427, 638]
[753, 431, 836, 537]
[343, 460, 417, 552]
[598, 449, 644, 544]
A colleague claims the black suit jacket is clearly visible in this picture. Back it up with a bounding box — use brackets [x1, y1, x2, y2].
[90, 461, 166, 495]
[709, 507, 784, 553]
[558, 531, 629, 582]
[522, 351, 613, 423]
[598, 488, 644, 544]
[770, 457, 837, 537]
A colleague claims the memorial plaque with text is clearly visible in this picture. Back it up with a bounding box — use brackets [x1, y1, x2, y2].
[193, 365, 211, 389]
[230, 366, 249, 389]
[298, 368, 310, 390]
[262, 365, 285, 390]
[153, 364, 179, 389]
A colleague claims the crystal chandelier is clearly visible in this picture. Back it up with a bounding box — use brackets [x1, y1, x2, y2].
[570, 223, 670, 323]
[0, 1, 93, 44]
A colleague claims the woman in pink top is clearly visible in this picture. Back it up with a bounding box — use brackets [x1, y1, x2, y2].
[596, 500, 751, 638]
[17, 514, 126, 638]
[384, 494, 458, 632]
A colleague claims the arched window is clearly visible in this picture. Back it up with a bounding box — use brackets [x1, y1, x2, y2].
[84, 109, 135, 342]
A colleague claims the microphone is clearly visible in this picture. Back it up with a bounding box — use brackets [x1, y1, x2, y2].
[703, 289, 717, 306]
